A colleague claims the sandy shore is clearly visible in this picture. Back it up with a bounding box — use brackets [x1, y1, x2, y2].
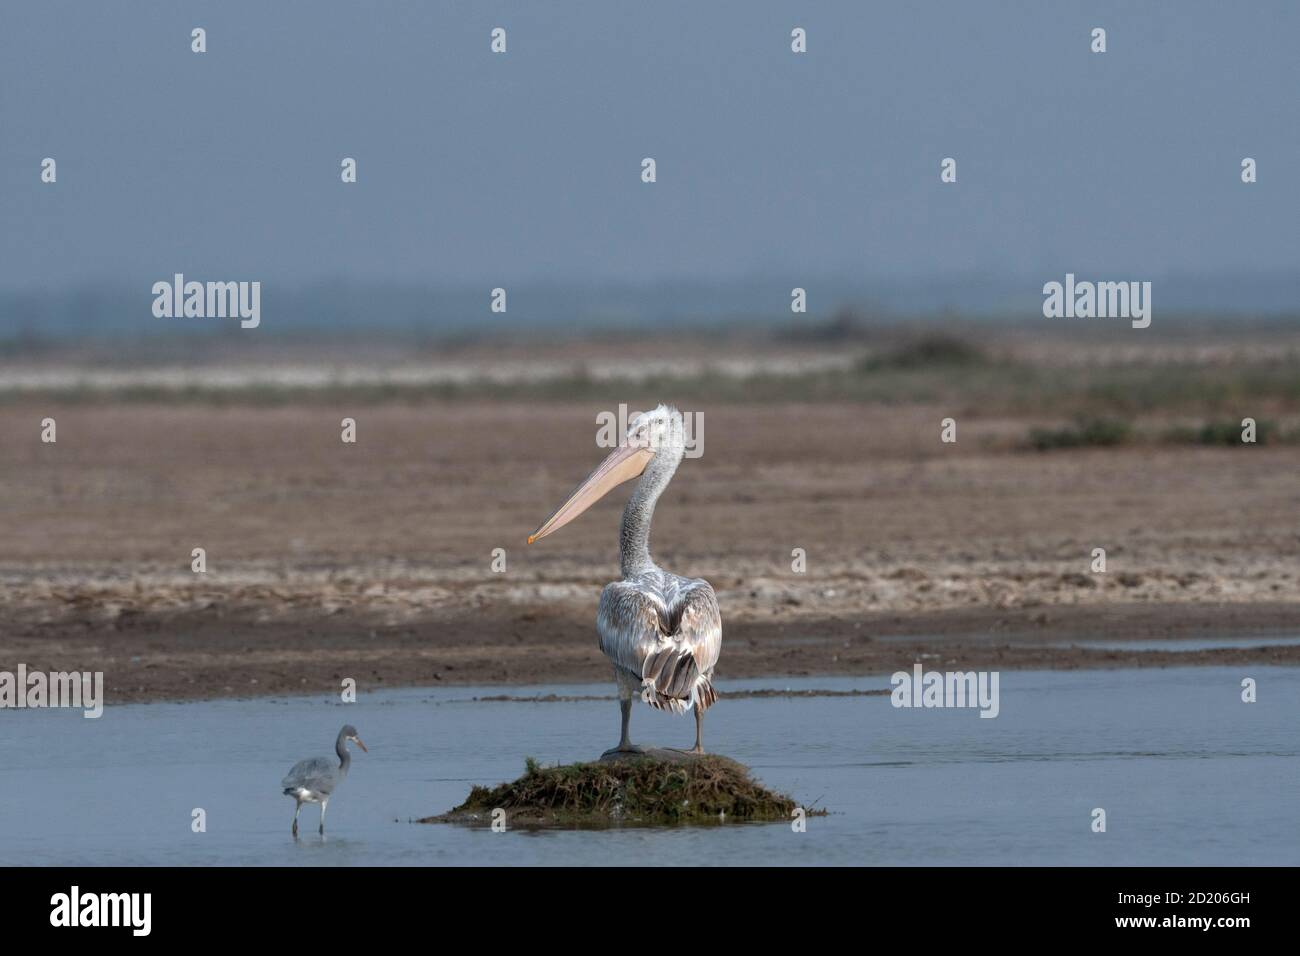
[2, 396, 1296, 703]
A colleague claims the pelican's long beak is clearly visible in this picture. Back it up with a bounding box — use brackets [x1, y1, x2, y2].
[528, 441, 654, 544]
[352, 737, 368, 752]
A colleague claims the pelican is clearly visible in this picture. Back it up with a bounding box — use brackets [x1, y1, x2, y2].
[528, 405, 721, 755]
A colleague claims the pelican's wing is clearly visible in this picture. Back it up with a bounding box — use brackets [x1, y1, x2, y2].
[642, 578, 722, 711]
[281, 757, 338, 795]
[598, 577, 721, 713]
[597, 581, 664, 675]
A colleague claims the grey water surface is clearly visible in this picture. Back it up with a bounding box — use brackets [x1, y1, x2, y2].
[0, 667, 1295, 866]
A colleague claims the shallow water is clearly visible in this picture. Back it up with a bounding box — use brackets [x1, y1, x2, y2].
[1068, 635, 1300, 653]
[0, 667, 1295, 866]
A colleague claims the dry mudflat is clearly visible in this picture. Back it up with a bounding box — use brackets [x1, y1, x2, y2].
[2, 383, 1296, 703]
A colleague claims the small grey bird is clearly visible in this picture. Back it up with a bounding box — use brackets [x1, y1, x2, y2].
[281, 724, 367, 836]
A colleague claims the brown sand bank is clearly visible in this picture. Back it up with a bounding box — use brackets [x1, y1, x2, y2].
[2, 396, 1296, 703]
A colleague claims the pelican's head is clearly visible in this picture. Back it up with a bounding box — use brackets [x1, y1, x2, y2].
[528, 404, 684, 544]
[627, 403, 685, 458]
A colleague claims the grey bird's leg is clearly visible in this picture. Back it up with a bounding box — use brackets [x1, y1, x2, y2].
[292, 801, 301, 837]
[319, 798, 328, 835]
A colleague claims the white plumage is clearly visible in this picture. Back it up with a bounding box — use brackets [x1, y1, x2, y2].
[529, 404, 723, 753]
[598, 571, 721, 714]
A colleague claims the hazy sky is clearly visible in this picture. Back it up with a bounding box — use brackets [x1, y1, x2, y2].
[2, 0, 1297, 291]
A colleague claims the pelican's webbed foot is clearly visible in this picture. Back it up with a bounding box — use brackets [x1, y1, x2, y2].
[601, 743, 646, 758]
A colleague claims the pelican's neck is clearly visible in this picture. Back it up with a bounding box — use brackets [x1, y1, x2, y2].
[620, 451, 679, 578]
[336, 733, 351, 773]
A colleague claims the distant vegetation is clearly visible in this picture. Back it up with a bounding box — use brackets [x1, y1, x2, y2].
[858, 332, 990, 370]
[1028, 417, 1132, 451]
[1025, 416, 1300, 451]
[1161, 419, 1290, 446]
[4, 323, 1299, 435]
[9, 355, 1299, 420]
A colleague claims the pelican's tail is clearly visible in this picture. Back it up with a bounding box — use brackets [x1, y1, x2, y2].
[694, 676, 718, 711]
[640, 645, 717, 714]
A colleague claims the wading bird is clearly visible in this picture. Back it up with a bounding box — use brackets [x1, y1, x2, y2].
[281, 724, 367, 836]
[529, 405, 721, 755]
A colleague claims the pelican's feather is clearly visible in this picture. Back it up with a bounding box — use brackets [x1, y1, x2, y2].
[597, 571, 722, 713]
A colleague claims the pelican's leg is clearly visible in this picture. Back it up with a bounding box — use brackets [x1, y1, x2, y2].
[292, 801, 301, 837]
[689, 703, 705, 755]
[601, 674, 645, 757]
[617, 698, 635, 749]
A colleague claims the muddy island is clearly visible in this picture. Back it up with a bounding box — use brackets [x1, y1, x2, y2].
[421, 751, 821, 828]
